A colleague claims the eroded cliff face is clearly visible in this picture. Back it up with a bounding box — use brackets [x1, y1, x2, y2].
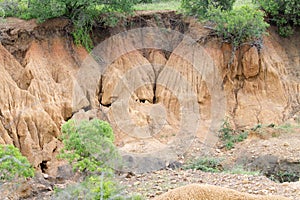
[0, 12, 299, 174]
[0, 18, 89, 172]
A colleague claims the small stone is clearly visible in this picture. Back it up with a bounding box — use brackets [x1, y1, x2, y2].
[242, 179, 249, 184]
[43, 173, 49, 179]
[149, 194, 155, 198]
[260, 190, 268, 195]
[154, 186, 163, 191]
[171, 180, 177, 184]
[134, 181, 141, 186]
[126, 172, 135, 178]
[282, 182, 289, 186]
[283, 142, 290, 147]
[156, 179, 164, 183]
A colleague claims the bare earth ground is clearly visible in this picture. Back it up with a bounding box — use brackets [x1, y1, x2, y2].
[117, 123, 300, 199]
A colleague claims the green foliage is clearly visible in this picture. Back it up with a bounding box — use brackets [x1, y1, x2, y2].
[207, 5, 269, 47]
[0, 0, 137, 50]
[256, 0, 300, 37]
[56, 119, 143, 199]
[58, 119, 119, 174]
[181, 0, 235, 18]
[184, 157, 262, 176]
[218, 118, 248, 149]
[53, 174, 143, 200]
[184, 157, 223, 173]
[234, 0, 254, 8]
[268, 169, 300, 183]
[0, 144, 34, 181]
[181, 0, 268, 49]
[226, 165, 260, 175]
[134, 0, 179, 11]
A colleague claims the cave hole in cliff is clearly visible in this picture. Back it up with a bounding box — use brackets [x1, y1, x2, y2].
[248, 155, 300, 183]
[39, 161, 48, 173]
[264, 160, 300, 183]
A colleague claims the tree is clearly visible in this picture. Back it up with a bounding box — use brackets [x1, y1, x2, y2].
[207, 5, 269, 48]
[256, 0, 300, 37]
[181, 0, 235, 18]
[181, 0, 269, 51]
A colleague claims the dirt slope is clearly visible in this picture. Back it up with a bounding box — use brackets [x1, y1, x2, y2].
[0, 12, 299, 176]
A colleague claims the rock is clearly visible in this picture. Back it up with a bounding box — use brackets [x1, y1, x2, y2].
[283, 142, 290, 147]
[42, 173, 49, 179]
[167, 161, 182, 170]
[134, 181, 141, 186]
[242, 47, 260, 78]
[56, 164, 75, 182]
[156, 179, 164, 183]
[125, 171, 135, 178]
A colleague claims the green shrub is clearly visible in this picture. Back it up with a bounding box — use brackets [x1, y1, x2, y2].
[58, 119, 119, 174]
[0, 144, 34, 181]
[218, 118, 248, 149]
[226, 165, 260, 175]
[56, 119, 143, 199]
[256, 0, 300, 37]
[184, 157, 223, 173]
[52, 174, 144, 200]
[207, 5, 269, 48]
[181, 0, 235, 18]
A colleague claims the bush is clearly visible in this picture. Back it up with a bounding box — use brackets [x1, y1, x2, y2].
[53, 174, 143, 200]
[0, 144, 34, 181]
[207, 5, 269, 48]
[58, 119, 120, 174]
[181, 0, 235, 18]
[56, 119, 143, 199]
[184, 157, 223, 173]
[218, 118, 248, 149]
[256, 0, 300, 37]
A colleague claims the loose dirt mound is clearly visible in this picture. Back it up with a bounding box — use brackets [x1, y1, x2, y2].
[153, 184, 289, 200]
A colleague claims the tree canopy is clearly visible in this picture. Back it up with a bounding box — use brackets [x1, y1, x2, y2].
[256, 0, 300, 36]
